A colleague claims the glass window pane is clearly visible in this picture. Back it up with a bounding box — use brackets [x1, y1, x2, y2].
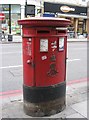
[11, 13, 21, 35]
[11, 5, 20, 13]
[2, 5, 9, 13]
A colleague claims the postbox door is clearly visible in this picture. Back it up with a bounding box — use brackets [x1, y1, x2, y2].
[23, 37, 35, 86]
[35, 37, 66, 87]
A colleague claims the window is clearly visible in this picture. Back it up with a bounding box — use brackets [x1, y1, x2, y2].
[1, 4, 21, 35]
[11, 5, 21, 35]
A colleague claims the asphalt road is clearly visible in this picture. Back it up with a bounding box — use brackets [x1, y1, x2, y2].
[0, 42, 88, 92]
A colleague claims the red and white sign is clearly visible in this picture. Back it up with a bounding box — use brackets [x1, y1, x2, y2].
[0, 13, 5, 21]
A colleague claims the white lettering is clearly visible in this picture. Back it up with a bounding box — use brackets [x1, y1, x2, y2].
[60, 6, 75, 13]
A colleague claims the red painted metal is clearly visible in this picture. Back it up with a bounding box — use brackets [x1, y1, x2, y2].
[18, 17, 70, 87]
[18, 17, 70, 27]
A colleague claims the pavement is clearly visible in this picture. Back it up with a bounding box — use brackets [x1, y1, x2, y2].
[1, 77, 89, 119]
[0, 35, 88, 43]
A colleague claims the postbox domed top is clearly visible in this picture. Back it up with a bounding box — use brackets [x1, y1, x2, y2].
[18, 17, 70, 27]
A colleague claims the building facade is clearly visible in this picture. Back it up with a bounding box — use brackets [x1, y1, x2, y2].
[0, 0, 88, 38]
[43, 0, 88, 38]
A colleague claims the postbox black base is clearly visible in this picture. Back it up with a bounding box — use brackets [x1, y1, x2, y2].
[23, 81, 66, 117]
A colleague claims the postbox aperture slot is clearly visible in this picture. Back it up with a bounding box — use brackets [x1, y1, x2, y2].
[57, 30, 66, 33]
[37, 30, 50, 34]
[40, 39, 48, 52]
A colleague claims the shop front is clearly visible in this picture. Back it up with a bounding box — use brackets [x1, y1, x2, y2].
[44, 2, 87, 38]
[1, 4, 21, 35]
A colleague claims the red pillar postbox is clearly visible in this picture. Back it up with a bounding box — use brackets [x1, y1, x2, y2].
[18, 17, 70, 117]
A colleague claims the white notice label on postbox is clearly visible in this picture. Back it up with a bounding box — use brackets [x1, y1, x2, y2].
[40, 39, 48, 52]
[59, 37, 64, 51]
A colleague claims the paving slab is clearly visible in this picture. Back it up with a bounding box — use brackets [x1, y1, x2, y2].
[66, 88, 87, 106]
[2, 101, 76, 119]
[2, 97, 11, 107]
[66, 113, 85, 118]
[1, 98, 88, 119]
[71, 100, 88, 118]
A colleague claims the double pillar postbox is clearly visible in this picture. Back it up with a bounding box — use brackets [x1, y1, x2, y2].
[18, 17, 70, 117]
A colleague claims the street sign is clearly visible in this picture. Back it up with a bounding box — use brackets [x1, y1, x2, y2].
[0, 13, 5, 21]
